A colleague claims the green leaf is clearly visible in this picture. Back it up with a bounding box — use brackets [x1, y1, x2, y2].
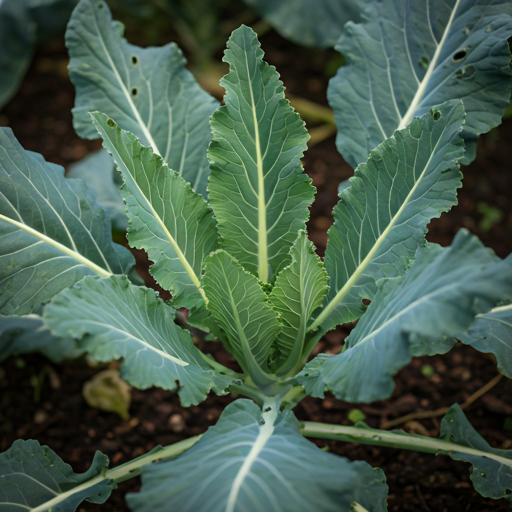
[0, 314, 83, 363]
[208, 25, 314, 284]
[66, 0, 218, 195]
[442, 404, 512, 500]
[242, 0, 366, 47]
[202, 250, 281, 381]
[460, 302, 512, 378]
[67, 148, 126, 231]
[329, 0, 512, 168]
[43, 275, 235, 407]
[269, 230, 328, 373]
[128, 399, 384, 512]
[313, 100, 465, 332]
[297, 230, 512, 402]
[92, 113, 218, 310]
[0, 439, 114, 511]
[0, 128, 133, 315]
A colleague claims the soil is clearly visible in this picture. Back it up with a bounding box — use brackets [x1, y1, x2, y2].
[1, 9, 512, 512]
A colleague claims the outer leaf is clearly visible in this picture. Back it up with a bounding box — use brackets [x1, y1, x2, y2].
[442, 404, 512, 500]
[43, 275, 234, 407]
[329, 0, 512, 168]
[202, 250, 281, 375]
[66, 0, 218, 195]
[92, 113, 218, 310]
[0, 314, 83, 363]
[460, 303, 512, 378]
[67, 148, 126, 230]
[128, 399, 383, 512]
[0, 128, 133, 315]
[208, 25, 314, 283]
[242, 0, 367, 47]
[297, 230, 512, 403]
[0, 439, 114, 511]
[315, 100, 464, 332]
[269, 230, 328, 371]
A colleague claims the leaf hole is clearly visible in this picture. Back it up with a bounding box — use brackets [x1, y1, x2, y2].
[419, 56, 429, 69]
[98, 2, 103, 8]
[107, 118, 115, 128]
[131, 87, 138, 97]
[430, 109, 441, 121]
[264, 407, 271, 412]
[131, 56, 138, 65]
[452, 50, 468, 62]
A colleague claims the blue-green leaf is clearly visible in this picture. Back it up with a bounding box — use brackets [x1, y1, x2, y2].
[269, 230, 328, 372]
[66, 0, 218, 195]
[128, 399, 385, 512]
[297, 230, 512, 402]
[67, 148, 126, 231]
[314, 100, 464, 333]
[0, 128, 133, 315]
[202, 250, 281, 378]
[92, 113, 218, 311]
[43, 276, 235, 407]
[460, 302, 512, 378]
[208, 25, 314, 284]
[0, 439, 114, 511]
[243, 0, 367, 47]
[0, 314, 83, 363]
[329, 0, 512, 168]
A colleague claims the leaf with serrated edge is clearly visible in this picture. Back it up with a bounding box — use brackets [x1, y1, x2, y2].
[44, 275, 234, 407]
[0, 439, 114, 511]
[329, 0, 512, 168]
[208, 25, 314, 284]
[312, 100, 465, 333]
[460, 301, 512, 378]
[297, 230, 512, 403]
[202, 250, 281, 374]
[128, 399, 383, 512]
[66, 0, 218, 195]
[269, 230, 328, 373]
[0, 128, 133, 315]
[92, 113, 218, 310]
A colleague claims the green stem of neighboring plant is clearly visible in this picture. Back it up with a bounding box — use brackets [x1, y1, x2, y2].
[30, 437, 201, 512]
[299, 422, 512, 469]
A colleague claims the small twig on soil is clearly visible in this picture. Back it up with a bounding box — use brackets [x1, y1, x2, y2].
[380, 373, 504, 430]
[415, 484, 431, 512]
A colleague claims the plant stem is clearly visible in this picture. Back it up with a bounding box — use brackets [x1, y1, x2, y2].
[30, 437, 201, 512]
[299, 421, 512, 468]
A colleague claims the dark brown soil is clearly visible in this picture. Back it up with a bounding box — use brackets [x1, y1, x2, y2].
[1, 15, 511, 512]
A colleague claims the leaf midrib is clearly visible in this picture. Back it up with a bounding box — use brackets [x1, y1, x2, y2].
[398, 0, 462, 129]
[0, 214, 112, 278]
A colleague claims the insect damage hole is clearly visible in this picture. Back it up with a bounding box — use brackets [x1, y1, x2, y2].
[452, 49, 467, 62]
[131, 87, 138, 97]
[131, 56, 138, 65]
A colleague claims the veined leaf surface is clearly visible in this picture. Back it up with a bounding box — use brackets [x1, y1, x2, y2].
[208, 25, 314, 283]
[329, 0, 512, 168]
[128, 399, 385, 512]
[242, 0, 368, 47]
[297, 230, 512, 403]
[202, 250, 281, 376]
[0, 314, 83, 363]
[0, 128, 133, 315]
[269, 230, 328, 372]
[460, 302, 512, 378]
[67, 148, 126, 230]
[314, 100, 465, 333]
[66, 0, 218, 195]
[44, 276, 234, 407]
[0, 439, 114, 511]
[92, 113, 217, 310]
